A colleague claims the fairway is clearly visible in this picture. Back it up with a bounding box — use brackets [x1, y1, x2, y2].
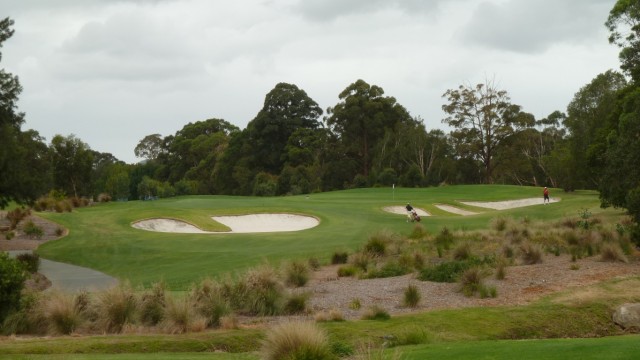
[35, 185, 617, 289]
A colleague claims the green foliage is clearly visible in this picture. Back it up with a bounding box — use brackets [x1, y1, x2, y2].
[0, 252, 27, 323]
[364, 231, 390, 256]
[331, 252, 349, 265]
[16, 252, 39, 273]
[22, 220, 43, 239]
[364, 260, 411, 279]
[139, 282, 167, 326]
[403, 284, 421, 308]
[418, 257, 494, 283]
[284, 261, 310, 288]
[284, 293, 309, 315]
[337, 265, 357, 277]
[361, 306, 391, 321]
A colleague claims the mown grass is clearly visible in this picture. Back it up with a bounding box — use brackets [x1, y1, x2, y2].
[33, 186, 618, 289]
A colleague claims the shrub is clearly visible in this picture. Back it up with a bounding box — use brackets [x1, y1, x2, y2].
[409, 223, 428, 239]
[315, 308, 344, 322]
[361, 306, 390, 321]
[97, 193, 112, 202]
[600, 243, 628, 263]
[479, 284, 498, 299]
[495, 261, 507, 280]
[403, 284, 421, 308]
[94, 284, 138, 333]
[418, 257, 494, 283]
[42, 292, 82, 335]
[284, 261, 310, 288]
[452, 242, 472, 260]
[331, 251, 349, 264]
[349, 298, 361, 310]
[1, 292, 46, 335]
[220, 314, 239, 330]
[284, 293, 309, 314]
[239, 264, 286, 316]
[261, 321, 335, 360]
[385, 327, 431, 348]
[139, 282, 167, 326]
[55, 227, 65, 237]
[349, 252, 372, 272]
[364, 261, 411, 279]
[5, 231, 14, 240]
[189, 278, 233, 328]
[364, 232, 390, 256]
[519, 242, 544, 265]
[435, 227, 454, 250]
[6, 207, 30, 230]
[22, 221, 44, 239]
[307, 257, 321, 270]
[162, 297, 206, 334]
[459, 267, 485, 297]
[337, 265, 358, 277]
[0, 252, 27, 323]
[491, 217, 509, 232]
[16, 253, 40, 273]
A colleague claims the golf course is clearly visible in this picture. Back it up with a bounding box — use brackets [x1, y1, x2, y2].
[2, 184, 639, 359]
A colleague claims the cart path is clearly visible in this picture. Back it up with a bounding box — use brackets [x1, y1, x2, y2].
[8, 250, 118, 293]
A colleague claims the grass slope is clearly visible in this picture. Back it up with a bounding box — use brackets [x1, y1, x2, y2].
[35, 185, 620, 289]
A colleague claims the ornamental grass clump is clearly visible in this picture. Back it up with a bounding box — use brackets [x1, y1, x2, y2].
[161, 297, 206, 334]
[599, 243, 628, 263]
[42, 291, 82, 335]
[239, 264, 286, 316]
[189, 279, 231, 328]
[403, 284, 421, 308]
[284, 260, 310, 288]
[94, 284, 138, 333]
[519, 242, 544, 265]
[261, 321, 335, 360]
[459, 266, 485, 297]
[364, 231, 391, 256]
[139, 281, 167, 326]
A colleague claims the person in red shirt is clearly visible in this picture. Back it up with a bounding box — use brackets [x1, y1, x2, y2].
[543, 187, 550, 204]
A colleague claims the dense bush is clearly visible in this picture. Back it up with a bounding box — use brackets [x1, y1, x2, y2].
[0, 252, 27, 323]
[418, 257, 494, 283]
[22, 221, 44, 239]
[16, 253, 40, 273]
[331, 251, 348, 264]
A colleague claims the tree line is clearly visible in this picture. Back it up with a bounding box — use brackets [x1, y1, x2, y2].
[1, 1, 639, 241]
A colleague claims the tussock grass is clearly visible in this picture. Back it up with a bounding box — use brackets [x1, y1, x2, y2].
[94, 284, 138, 333]
[599, 243, 628, 263]
[519, 242, 544, 265]
[42, 292, 82, 335]
[361, 306, 390, 321]
[284, 261, 310, 288]
[139, 281, 166, 326]
[189, 278, 230, 328]
[403, 284, 421, 308]
[161, 297, 206, 334]
[261, 321, 335, 360]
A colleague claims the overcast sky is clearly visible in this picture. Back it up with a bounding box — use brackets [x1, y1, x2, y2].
[1, 0, 621, 163]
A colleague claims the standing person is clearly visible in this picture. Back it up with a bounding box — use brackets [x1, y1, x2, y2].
[543, 187, 550, 204]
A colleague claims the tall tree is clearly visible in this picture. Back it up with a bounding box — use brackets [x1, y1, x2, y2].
[606, 0, 640, 81]
[564, 70, 627, 189]
[134, 133, 164, 161]
[50, 134, 94, 198]
[441, 81, 534, 183]
[247, 83, 323, 174]
[0, 18, 51, 207]
[326, 79, 412, 178]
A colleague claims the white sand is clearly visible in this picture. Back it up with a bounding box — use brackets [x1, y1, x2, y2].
[460, 197, 559, 210]
[383, 206, 430, 216]
[434, 204, 478, 216]
[132, 214, 319, 234]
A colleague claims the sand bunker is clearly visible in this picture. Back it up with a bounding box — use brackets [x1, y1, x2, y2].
[132, 214, 319, 234]
[460, 197, 559, 210]
[434, 204, 478, 216]
[383, 206, 430, 216]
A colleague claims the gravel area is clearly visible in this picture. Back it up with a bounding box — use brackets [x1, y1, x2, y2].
[299, 254, 640, 320]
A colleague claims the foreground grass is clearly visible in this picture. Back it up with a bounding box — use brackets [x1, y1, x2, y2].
[34, 186, 621, 289]
[3, 335, 640, 360]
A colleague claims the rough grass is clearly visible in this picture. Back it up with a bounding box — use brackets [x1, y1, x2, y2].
[261, 321, 335, 360]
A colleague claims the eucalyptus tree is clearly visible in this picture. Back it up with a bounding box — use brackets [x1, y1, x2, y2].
[441, 81, 534, 183]
[326, 79, 412, 181]
[564, 70, 627, 189]
[0, 18, 52, 207]
[50, 134, 94, 198]
[607, 0, 640, 81]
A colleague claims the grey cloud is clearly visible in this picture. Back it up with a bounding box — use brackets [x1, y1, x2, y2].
[290, 0, 456, 21]
[458, 0, 615, 53]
